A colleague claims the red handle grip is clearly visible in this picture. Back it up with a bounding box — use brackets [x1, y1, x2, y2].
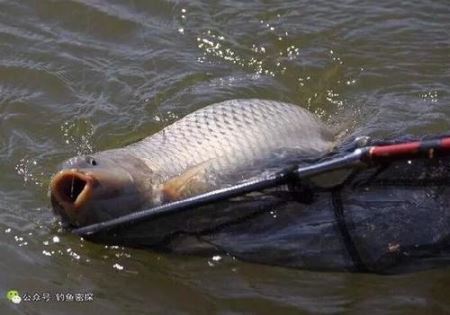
[369, 137, 450, 159]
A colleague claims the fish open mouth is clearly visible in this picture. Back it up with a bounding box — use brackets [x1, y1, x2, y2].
[50, 170, 94, 210]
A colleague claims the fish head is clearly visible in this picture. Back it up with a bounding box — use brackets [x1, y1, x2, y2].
[50, 151, 153, 228]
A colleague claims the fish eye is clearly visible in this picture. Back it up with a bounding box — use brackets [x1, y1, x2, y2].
[86, 156, 97, 166]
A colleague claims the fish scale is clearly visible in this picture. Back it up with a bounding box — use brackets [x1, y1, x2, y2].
[126, 99, 335, 180]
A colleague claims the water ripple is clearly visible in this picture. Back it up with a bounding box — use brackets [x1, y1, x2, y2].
[0, 0, 449, 314]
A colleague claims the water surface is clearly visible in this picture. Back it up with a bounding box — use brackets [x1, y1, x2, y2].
[0, 0, 449, 314]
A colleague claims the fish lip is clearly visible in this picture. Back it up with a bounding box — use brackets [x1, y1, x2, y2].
[50, 169, 94, 211]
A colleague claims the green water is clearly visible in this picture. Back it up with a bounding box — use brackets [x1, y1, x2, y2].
[0, 0, 449, 314]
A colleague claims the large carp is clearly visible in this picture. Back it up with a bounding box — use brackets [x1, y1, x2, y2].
[51, 99, 334, 227]
[50, 99, 450, 273]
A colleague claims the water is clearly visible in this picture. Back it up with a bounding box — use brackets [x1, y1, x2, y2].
[1, 0, 449, 314]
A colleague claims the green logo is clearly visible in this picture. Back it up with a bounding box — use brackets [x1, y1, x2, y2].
[6, 290, 21, 304]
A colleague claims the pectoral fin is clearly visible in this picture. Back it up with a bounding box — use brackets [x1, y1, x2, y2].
[162, 161, 212, 202]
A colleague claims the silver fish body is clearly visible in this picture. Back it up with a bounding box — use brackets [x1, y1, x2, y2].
[50, 99, 335, 227]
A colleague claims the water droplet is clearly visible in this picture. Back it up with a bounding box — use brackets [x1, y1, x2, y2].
[113, 263, 124, 271]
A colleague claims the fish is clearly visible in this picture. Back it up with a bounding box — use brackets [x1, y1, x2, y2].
[50, 99, 335, 228]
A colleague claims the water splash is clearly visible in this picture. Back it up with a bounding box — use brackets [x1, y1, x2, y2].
[60, 119, 95, 155]
[420, 90, 439, 103]
[15, 158, 44, 186]
[196, 30, 276, 77]
[194, 25, 355, 125]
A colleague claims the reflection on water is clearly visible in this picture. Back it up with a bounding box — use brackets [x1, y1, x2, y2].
[0, 0, 449, 314]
